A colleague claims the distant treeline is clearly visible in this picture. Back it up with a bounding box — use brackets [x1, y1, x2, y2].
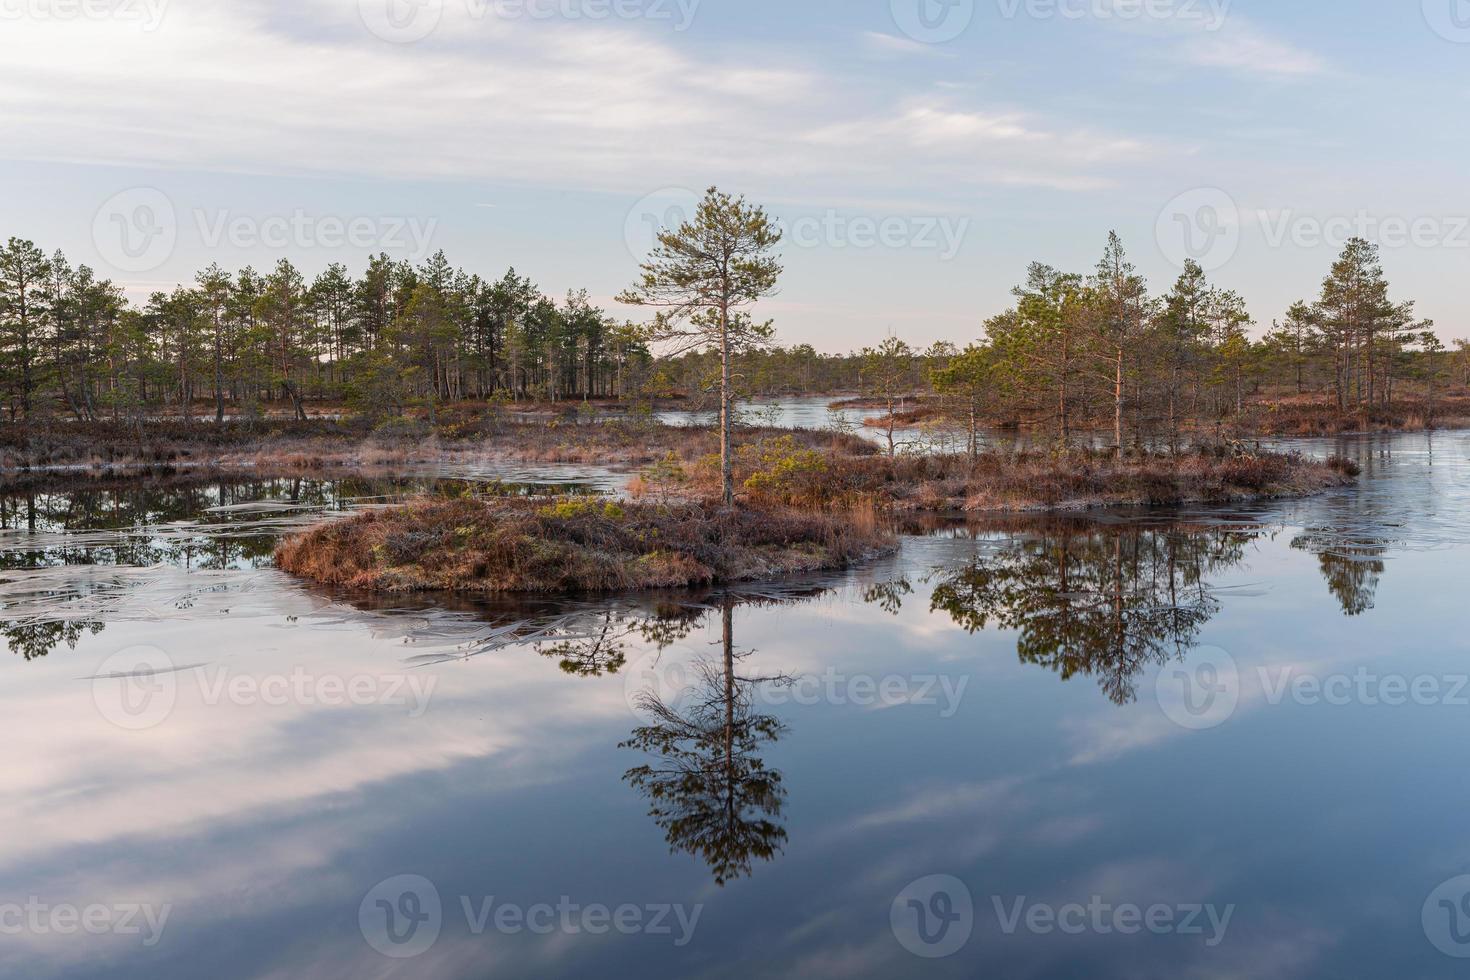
[0, 240, 656, 423]
[1, 233, 1466, 433]
[686, 235, 1469, 447]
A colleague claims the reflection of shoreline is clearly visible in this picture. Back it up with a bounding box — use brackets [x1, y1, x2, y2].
[927, 519, 1253, 705]
[865, 515, 1392, 707]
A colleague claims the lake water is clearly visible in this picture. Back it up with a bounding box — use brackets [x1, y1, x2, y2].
[3, 431, 1470, 978]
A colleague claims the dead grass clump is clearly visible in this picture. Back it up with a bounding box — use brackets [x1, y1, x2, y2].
[680, 445, 1355, 513]
[275, 496, 896, 595]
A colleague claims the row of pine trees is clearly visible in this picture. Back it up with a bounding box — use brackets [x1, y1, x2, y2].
[0, 240, 655, 423]
[0, 228, 1462, 433]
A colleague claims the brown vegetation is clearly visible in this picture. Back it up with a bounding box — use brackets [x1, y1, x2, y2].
[645, 434, 1358, 513]
[275, 497, 895, 594]
[1231, 392, 1470, 436]
[0, 414, 873, 476]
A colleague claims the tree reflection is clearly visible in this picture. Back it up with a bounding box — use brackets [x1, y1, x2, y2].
[620, 599, 789, 886]
[0, 474, 464, 659]
[1289, 531, 1386, 617]
[919, 519, 1258, 704]
[438, 583, 819, 885]
[536, 604, 704, 678]
[0, 618, 103, 661]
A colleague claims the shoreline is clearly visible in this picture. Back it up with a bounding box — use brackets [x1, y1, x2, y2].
[2, 418, 1363, 514]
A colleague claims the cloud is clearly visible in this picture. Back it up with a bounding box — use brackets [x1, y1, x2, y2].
[1178, 24, 1328, 77]
[1071, 3, 1327, 79]
[0, 0, 1158, 203]
[805, 101, 1151, 191]
[860, 30, 950, 58]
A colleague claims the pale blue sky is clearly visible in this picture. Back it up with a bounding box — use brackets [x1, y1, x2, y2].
[2, 0, 1467, 349]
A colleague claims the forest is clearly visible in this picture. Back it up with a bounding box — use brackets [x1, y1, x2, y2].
[1, 231, 1465, 439]
[0, 242, 657, 423]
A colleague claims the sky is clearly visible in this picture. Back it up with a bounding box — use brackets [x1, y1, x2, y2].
[2, 0, 1468, 351]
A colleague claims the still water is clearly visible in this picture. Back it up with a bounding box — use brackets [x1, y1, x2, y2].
[3, 433, 1470, 978]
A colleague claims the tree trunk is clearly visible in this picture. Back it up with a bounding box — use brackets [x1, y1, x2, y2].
[720, 301, 734, 508]
[1113, 348, 1124, 458]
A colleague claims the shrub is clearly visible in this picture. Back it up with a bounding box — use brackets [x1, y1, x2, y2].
[740, 436, 830, 505]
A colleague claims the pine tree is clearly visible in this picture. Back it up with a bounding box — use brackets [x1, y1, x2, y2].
[619, 187, 782, 506]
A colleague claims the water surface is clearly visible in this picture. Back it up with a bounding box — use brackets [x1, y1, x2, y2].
[3, 433, 1470, 978]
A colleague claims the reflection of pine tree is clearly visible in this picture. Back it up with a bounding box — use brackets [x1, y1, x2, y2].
[536, 606, 704, 677]
[925, 520, 1254, 704]
[620, 601, 787, 886]
[1290, 531, 1385, 617]
[0, 619, 103, 661]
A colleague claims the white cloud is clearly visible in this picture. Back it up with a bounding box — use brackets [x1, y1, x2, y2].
[859, 30, 950, 58]
[1178, 24, 1328, 77]
[0, 0, 1158, 202]
[805, 102, 1151, 191]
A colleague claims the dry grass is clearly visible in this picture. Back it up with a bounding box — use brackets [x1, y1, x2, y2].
[678, 438, 1358, 513]
[275, 497, 896, 595]
[0, 415, 873, 476]
[953, 449, 1355, 511]
[1233, 392, 1470, 436]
